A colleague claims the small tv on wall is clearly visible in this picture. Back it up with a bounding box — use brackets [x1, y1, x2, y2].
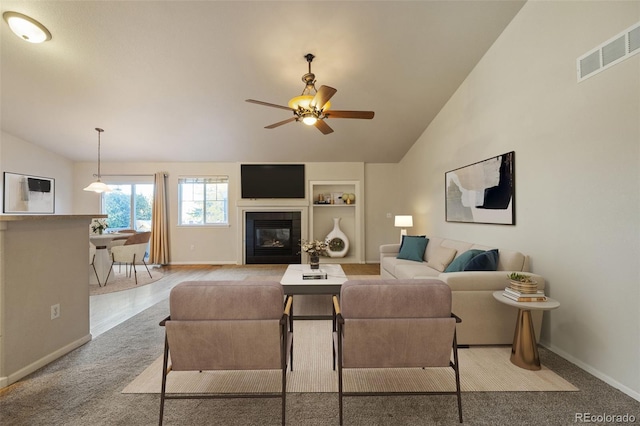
[241, 164, 305, 199]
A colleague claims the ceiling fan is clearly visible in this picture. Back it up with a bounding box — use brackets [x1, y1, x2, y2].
[245, 54, 374, 135]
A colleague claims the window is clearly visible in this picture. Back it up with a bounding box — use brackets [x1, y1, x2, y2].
[178, 176, 229, 225]
[103, 184, 154, 231]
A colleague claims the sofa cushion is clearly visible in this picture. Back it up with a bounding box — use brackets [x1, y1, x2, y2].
[399, 234, 426, 252]
[444, 249, 485, 272]
[394, 262, 440, 279]
[464, 249, 499, 271]
[496, 250, 527, 271]
[397, 236, 428, 262]
[426, 246, 457, 272]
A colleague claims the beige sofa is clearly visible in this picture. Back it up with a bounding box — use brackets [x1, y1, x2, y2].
[380, 236, 545, 345]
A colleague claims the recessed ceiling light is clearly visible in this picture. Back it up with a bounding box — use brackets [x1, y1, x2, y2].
[3, 11, 51, 43]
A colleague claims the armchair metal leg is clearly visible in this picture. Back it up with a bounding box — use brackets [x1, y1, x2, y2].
[132, 254, 138, 285]
[91, 254, 102, 287]
[104, 257, 115, 287]
[452, 330, 463, 423]
[143, 259, 152, 278]
[159, 334, 170, 426]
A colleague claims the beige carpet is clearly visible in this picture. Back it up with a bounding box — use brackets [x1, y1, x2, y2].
[90, 267, 163, 296]
[123, 320, 577, 395]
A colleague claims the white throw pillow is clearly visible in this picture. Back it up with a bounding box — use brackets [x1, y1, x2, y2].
[427, 246, 458, 272]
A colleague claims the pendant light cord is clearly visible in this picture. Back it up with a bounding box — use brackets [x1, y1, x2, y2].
[95, 128, 104, 180]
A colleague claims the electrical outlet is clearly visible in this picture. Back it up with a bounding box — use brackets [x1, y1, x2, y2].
[51, 304, 60, 320]
[386, 213, 392, 219]
[190, 244, 195, 251]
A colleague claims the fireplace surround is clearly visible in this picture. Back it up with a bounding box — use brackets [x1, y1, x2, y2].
[245, 211, 301, 264]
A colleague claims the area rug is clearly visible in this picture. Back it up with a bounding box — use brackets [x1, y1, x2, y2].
[122, 320, 577, 395]
[90, 267, 163, 296]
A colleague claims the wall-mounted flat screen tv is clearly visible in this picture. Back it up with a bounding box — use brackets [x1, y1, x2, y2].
[241, 164, 305, 199]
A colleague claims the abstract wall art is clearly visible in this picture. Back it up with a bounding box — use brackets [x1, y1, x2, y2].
[3, 172, 55, 214]
[445, 151, 515, 225]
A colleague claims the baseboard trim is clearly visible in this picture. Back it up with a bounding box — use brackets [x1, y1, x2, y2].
[0, 334, 92, 389]
[542, 342, 640, 402]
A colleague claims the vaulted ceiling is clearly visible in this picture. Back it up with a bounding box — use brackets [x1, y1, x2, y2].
[1, 1, 525, 163]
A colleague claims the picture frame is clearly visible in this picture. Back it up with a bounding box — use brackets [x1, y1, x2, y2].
[3, 172, 55, 214]
[445, 151, 514, 225]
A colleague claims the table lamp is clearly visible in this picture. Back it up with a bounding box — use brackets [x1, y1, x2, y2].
[394, 215, 413, 242]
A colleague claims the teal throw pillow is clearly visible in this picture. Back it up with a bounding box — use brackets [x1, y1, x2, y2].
[399, 234, 426, 252]
[396, 236, 429, 262]
[444, 249, 485, 272]
[463, 249, 499, 271]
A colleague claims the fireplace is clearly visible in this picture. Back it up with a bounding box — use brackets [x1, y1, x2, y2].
[245, 211, 301, 264]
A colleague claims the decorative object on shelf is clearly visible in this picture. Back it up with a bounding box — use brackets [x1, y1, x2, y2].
[91, 219, 108, 235]
[325, 217, 349, 258]
[445, 151, 515, 225]
[83, 128, 113, 193]
[394, 215, 413, 243]
[301, 239, 328, 269]
[342, 193, 355, 204]
[332, 192, 344, 204]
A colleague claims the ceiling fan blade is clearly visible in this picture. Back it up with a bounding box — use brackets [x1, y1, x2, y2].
[310, 85, 337, 110]
[324, 110, 375, 119]
[265, 117, 297, 129]
[314, 119, 334, 135]
[246, 99, 294, 111]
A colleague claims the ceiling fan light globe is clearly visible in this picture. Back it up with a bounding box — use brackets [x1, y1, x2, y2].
[302, 115, 317, 126]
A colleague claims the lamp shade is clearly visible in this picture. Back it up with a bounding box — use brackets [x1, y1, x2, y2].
[83, 180, 112, 193]
[394, 215, 413, 228]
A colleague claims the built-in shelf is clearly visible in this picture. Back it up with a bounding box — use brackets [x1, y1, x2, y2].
[309, 180, 364, 264]
[312, 204, 356, 207]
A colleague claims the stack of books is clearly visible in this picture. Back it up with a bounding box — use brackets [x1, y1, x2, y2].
[302, 269, 328, 280]
[502, 280, 547, 302]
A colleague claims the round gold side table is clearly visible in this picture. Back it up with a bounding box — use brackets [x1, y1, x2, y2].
[493, 291, 560, 371]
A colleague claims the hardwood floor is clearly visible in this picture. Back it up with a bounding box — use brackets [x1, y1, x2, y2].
[89, 263, 380, 337]
[89, 265, 216, 337]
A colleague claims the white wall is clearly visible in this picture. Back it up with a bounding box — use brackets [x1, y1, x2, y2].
[74, 161, 369, 264]
[364, 163, 401, 262]
[397, 1, 640, 399]
[1, 131, 75, 214]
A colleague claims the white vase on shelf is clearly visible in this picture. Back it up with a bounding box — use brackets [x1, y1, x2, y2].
[325, 217, 349, 258]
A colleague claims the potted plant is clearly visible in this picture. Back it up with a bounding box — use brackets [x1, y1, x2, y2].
[507, 272, 536, 284]
[507, 272, 538, 293]
[91, 219, 108, 235]
[300, 239, 328, 269]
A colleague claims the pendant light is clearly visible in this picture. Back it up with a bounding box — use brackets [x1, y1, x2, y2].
[83, 128, 112, 193]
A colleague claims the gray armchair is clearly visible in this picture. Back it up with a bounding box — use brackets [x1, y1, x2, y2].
[159, 281, 293, 426]
[333, 279, 463, 424]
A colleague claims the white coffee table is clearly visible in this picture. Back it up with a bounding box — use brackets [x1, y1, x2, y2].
[281, 264, 348, 324]
[281, 263, 347, 295]
[493, 291, 560, 371]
